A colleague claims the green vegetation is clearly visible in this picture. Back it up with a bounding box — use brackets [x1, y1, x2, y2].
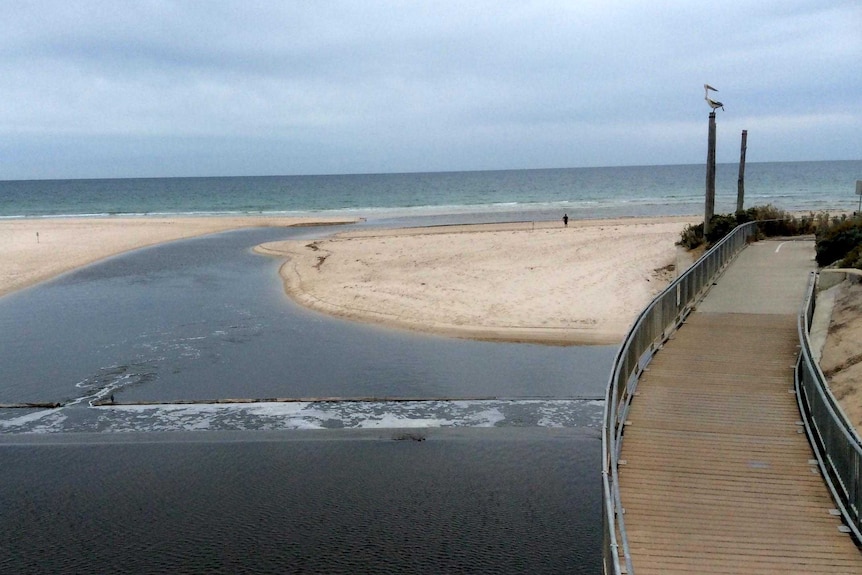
[676, 205, 821, 250]
[676, 205, 862, 270]
[815, 215, 862, 268]
[839, 245, 862, 269]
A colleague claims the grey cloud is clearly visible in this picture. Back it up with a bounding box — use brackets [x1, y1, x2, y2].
[0, 0, 859, 179]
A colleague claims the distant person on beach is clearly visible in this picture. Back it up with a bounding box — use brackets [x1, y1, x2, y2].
[563, 213, 569, 227]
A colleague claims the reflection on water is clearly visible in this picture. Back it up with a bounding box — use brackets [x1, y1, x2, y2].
[0, 429, 601, 575]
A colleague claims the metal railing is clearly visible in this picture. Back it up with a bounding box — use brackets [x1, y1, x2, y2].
[796, 272, 862, 542]
[601, 221, 759, 575]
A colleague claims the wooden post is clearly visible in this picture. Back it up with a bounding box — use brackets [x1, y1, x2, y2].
[737, 130, 747, 213]
[856, 180, 862, 215]
[704, 112, 717, 235]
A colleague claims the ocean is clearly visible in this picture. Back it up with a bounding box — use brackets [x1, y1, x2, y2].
[1, 160, 859, 573]
[2, 160, 860, 221]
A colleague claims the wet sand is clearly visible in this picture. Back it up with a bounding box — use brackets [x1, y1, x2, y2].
[0, 216, 356, 298]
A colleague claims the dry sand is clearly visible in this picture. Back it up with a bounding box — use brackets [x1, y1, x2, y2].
[257, 216, 698, 345]
[0, 216, 356, 298]
[819, 278, 862, 431]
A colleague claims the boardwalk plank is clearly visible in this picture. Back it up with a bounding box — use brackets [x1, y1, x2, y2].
[615, 240, 862, 574]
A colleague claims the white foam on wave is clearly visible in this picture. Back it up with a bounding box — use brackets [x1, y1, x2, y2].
[2, 399, 604, 433]
[101, 400, 585, 432]
[360, 416, 452, 429]
[0, 409, 60, 429]
[449, 403, 508, 427]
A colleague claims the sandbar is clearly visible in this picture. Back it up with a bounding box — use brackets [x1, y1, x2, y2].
[0, 216, 356, 298]
[257, 216, 698, 345]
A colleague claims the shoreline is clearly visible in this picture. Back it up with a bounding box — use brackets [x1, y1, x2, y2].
[257, 215, 699, 345]
[1, 214, 699, 346]
[0, 215, 357, 298]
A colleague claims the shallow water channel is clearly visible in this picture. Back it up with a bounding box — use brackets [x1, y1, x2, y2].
[0, 222, 612, 573]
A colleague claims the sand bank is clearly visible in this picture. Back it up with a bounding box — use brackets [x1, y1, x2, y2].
[257, 216, 698, 345]
[0, 216, 356, 297]
[819, 277, 862, 431]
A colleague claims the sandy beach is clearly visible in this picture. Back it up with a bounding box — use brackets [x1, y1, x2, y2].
[0, 216, 357, 298]
[257, 216, 698, 345]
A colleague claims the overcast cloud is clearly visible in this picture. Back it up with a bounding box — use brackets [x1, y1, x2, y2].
[1, 1, 860, 179]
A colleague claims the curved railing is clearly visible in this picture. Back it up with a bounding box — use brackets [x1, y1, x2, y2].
[601, 221, 759, 575]
[796, 271, 862, 542]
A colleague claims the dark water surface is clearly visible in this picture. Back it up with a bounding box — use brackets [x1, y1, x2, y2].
[0, 223, 609, 573]
[0, 429, 600, 574]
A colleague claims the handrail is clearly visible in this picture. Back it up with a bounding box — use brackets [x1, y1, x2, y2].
[796, 272, 862, 542]
[601, 221, 759, 575]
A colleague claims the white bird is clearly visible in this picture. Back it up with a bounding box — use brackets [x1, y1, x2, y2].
[704, 84, 724, 111]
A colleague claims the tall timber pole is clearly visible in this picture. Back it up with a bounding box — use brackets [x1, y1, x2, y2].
[737, 129, 748, 213]
[703, 84, 724, 236]
[704, 111, 717, 235]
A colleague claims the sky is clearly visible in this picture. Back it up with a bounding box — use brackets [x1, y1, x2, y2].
[1, 1, 860, 180]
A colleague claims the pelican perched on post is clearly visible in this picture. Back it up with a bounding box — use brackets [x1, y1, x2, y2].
[704, 84, 724, 111]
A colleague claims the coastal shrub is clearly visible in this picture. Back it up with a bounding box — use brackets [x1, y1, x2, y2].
[677, 204, 826, 251]
[816, 216, 862, 267]
[677, 222, 705, 249]
[677, 204, 862, 267]
[705, 214, 738, 243]
[840, 245, 862, 270]
[675, 214, 741, 249]
[738, 204, 825, 237]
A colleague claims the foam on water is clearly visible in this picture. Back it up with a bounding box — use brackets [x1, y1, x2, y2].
[0, 408, 62, 429]
[0, 399, 604, 433]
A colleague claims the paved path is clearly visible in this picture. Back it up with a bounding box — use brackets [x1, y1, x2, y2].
[617, 239, 862, 574]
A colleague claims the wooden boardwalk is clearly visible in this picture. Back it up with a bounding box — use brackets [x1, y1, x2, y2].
[617, 240, 862, 574]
